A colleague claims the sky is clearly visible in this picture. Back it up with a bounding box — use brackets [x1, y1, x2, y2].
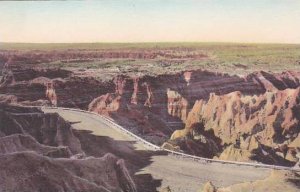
[0, 0, 300, 43]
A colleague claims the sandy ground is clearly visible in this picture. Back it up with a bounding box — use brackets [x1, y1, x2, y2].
[43, 108, 272, 192]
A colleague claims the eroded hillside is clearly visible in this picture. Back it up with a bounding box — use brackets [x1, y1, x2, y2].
[0, 45, 300, 168]
[0, 104, 137, 192]
[0, 45, 300, 192]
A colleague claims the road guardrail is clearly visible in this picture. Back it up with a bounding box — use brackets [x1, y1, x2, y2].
[23, 105, 300, 171]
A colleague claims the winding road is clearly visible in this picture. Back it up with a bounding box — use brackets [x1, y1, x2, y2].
[41, 107, 295, 192]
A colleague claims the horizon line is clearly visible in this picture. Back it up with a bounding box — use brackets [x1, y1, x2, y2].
[1, 41, 300, 46]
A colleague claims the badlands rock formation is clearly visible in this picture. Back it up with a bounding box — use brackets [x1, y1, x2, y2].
[0, 104, 136, 192]
[0, 56, 114, 108]
[88, 70, 270, 144]
[87, 70, 300, 164]
[171, 88, 300, 165]
[1, 53, 300, 166]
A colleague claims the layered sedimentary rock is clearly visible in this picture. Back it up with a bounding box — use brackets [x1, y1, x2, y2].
[0, 104, 84, 155]
[0, 104, 136, 192]
[88, 70, 270, 142]
[0, 57, 114, 108]
[0, 134, 72, 158]
[185, 88, 300, 144]
[170, 88, 300, 165]
[2, 52, 300, 165]
[246, 71, 300, 91]
[88, 70, 300, 147]
[89, 70, 300, 122]
[3, 52, 300, 118]
[0, 152, 136, 192]
[45, 77, 114, 108]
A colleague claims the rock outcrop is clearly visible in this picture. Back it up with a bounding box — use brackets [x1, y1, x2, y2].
[87, 69, 300, 164]
[88, 70, 272, 144]
[200, 181, 217, 192]
[0, 104, 137, 192]
[0, 57, 115, 108]
[171, 88, 300, 165]
[0, 134, 72, 158]
[89, 69, 300, 123]
[0, 152, 136, 192]
[0, 105, 83, 155]
[2, 51, 300, 166]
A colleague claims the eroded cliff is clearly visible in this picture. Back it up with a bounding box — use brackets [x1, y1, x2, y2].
[1, 53, 300, 166]
[0, 56, 114, 108]
[0, 104, 137, 192]
[170, 88, 300, 165]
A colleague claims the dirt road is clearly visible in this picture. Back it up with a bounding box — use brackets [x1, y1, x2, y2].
[43, 108, 271, 192]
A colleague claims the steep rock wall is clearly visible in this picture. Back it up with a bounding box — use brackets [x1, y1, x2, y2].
[88, 70, 300, 144]
[182, 88, 300, 146]
[170, 88, 300, 165]
[0, 105, 137, 192]
[0, 58, 114, 108]
[0, 105, 83, 155]
[89, 70, 269, 121]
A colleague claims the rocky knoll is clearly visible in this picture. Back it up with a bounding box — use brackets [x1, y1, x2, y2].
[0, 104, 136, 192]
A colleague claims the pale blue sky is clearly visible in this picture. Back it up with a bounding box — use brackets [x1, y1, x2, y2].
[0, 0, 300, 43]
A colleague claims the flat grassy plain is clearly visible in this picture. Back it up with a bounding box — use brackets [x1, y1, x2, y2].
[1, 42, 300, 77]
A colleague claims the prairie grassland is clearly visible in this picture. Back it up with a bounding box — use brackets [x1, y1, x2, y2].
[1, 42, 300, 76]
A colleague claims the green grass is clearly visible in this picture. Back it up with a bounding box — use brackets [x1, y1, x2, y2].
[1, 42, 300, 75]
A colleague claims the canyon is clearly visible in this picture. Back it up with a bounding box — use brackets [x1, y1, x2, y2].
[1, 51, 300, 166]
[0, 44, 300, 191]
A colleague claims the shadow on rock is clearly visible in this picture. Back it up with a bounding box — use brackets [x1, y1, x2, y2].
[73, 129, 167, 192]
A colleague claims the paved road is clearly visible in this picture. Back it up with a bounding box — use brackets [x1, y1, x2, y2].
[43, 108, 272, 192]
